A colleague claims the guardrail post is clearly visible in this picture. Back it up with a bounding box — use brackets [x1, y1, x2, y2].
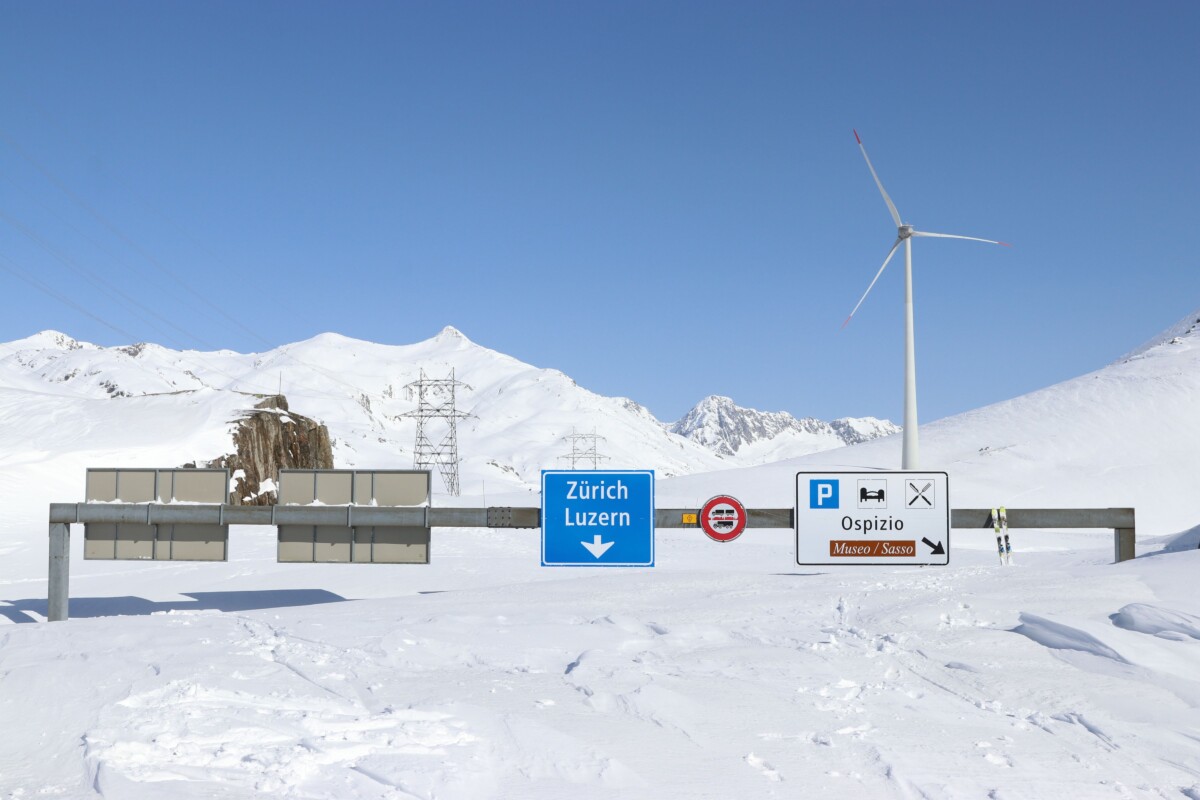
[1115, 526, 1136, 563]
[48, 522, 70, 622]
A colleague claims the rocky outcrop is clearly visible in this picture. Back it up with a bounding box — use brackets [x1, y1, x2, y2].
[204, 395, 334, 505]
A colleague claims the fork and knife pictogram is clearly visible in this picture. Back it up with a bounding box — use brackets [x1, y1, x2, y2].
[907, 481, 933, 507]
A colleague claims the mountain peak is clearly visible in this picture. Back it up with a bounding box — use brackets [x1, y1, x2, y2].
[4, 330, 91, 352]
[434, 326, 471, 342]
[696, 395, 736, 409]
[1123, 306, 1200, 361]
[671, 396, 899, 461]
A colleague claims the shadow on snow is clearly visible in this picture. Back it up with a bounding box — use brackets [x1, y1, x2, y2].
[0, 588, 348, 624]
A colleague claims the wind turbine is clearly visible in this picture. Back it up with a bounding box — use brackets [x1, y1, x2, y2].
[844, 129, 1009, 470]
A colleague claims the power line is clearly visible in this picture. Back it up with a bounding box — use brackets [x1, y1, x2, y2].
[0, 253, 277, 394]
[0, 252, 139, 341]
[0, 168, 223, 348]
[0, 207, 214, 351]
[0, 109, 439, 419]
[0, 123, 272, 348]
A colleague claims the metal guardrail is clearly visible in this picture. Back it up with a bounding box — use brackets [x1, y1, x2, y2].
[951, 508, 1136, 564]
[47, 502, 526, 528]
[46, 504, 1135, 622]
[660, 507, 1136, 563]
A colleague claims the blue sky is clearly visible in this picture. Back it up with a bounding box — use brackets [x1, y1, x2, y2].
[1, 2, 1198, 425]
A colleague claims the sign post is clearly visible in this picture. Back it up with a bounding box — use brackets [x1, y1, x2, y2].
[795, 471, 950, 566]
[541, 470, 654, 567]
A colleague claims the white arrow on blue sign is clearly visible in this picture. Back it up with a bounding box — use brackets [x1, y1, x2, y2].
[541, 470, 655, 567]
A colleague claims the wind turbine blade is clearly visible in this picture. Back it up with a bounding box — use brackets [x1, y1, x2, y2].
[854, 129, 902, 228]
[911, 230, 1012, 246]
[842, 237, 902, 329]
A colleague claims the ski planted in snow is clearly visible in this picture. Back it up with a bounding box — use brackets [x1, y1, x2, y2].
[992, 507, 1004, 564]
[1000, 505, 1012, 565]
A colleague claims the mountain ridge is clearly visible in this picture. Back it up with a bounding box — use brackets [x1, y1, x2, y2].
[669, 394, 900, 463]
[658, 305, 1200, 535]
[0, 329, 892, 504]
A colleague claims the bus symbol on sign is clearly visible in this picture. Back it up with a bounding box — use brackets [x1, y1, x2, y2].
[699, 495, 747, 542]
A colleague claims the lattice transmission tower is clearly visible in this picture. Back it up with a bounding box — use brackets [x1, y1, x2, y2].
[558, 428, 609, 470]
[402, 369, 472, 495]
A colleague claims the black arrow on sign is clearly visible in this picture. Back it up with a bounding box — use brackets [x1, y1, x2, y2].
[921, 537, 945, 555]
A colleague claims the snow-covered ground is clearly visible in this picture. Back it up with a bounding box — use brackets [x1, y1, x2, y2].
[2, 310, 1199, 798]
[3, 526, 1199, 798]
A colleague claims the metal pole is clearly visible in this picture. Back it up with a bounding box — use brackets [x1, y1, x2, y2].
[902, 237, 919, 469]
[48, 522, 70, 622]
[1115, 528, 1136, 563]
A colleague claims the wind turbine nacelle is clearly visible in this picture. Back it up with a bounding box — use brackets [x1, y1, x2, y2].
[898, 225, 914, 239]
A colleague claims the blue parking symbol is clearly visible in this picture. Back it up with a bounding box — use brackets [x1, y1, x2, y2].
[810, 479, 839, 509]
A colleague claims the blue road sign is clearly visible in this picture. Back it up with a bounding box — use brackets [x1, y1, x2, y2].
[541, 470, 654, 567]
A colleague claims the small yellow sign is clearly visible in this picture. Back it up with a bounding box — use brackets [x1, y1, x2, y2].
[682, 513, 698, 525]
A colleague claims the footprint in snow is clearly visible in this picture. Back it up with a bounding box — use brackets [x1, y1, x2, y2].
[745, 752, 783, 782]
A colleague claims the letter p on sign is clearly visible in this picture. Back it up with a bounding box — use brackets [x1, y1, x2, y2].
[810, 480, 839, 509]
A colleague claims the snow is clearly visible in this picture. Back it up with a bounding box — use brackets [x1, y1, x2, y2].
[669, 394, 899, 463]
[1, 310, 1200, 797]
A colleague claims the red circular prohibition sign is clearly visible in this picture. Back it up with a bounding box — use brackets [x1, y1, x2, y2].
[700, 495, 747, 542]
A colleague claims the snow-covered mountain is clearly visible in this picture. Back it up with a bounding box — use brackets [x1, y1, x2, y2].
[670, 394, 899, 464]
[0, 327, 891, 508]
[3, 310, 1200, 798]
[660, 306, 1200, 536]
[5, 306, 1198, 533]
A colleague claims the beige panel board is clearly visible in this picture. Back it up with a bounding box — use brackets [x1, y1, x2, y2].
[165, 524, 228, 561]
[117, 471, 157, 503]
[354, 472, 372, 505]
[369, 526, 431, 564]
[83, 523, 117, 560]
[315, 472, 353, 505]
[278, 472, 316, 505]
[314, 525, 352, 563]
[371, 472, 429, 507]
[115, 523, 155, 559]
[85, 470, 118, 502]
[169, 470, 228, 504]
[352, 527, 373, 563]
[154, 530, 172, 560]
[278, 525, 315, 562]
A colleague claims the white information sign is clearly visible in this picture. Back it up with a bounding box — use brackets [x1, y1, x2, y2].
[795, 471, 950, 566]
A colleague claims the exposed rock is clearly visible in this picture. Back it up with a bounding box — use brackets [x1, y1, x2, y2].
[205, 395, 334, 505]
[100, 379, 129, 398]
[670, 395, 899, 458]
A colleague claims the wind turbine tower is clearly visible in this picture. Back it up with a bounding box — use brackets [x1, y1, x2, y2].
[844, 130, 1010, 469]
